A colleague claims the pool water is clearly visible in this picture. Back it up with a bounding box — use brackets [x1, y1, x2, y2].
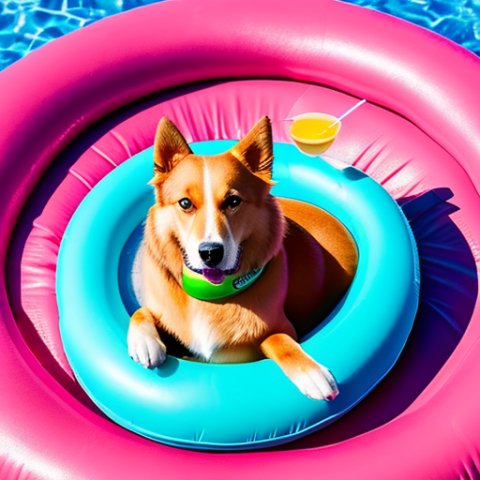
[0, 0, 479, 70]
[344, 0, 480, 54]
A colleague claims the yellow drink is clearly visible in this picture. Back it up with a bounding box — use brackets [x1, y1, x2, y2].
[290, 113, 341, 155]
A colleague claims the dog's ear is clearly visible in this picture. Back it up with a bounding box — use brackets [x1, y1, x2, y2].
[152, 117, 192, 177]
[230, 116, 274, 184]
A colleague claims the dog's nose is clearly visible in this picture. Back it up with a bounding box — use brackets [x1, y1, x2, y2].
[199, 242, 224, 268]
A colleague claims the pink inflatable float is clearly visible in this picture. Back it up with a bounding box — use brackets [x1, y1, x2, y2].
[1, 0, 480, 477]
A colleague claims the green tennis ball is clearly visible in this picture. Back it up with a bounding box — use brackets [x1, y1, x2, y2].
[182, 264, 265, 301]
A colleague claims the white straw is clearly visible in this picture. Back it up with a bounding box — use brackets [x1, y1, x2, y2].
[283, 98, 367, 125]
[328, 98, 367, 129]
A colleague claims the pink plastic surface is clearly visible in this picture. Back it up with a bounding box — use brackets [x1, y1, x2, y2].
[1, 0, 480, 478]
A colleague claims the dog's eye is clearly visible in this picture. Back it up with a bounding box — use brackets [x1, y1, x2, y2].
[178, 198, 194, 211]
[223, 195, 242, 211]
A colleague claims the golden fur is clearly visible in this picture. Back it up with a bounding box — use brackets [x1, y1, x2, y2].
[128, 116, 358, 400]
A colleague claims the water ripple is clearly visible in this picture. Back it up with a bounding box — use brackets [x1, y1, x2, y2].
[343, 0, 480, 55]
[0, 0, 159, 70]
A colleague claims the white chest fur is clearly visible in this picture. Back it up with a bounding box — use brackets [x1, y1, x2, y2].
[189, 313, 218, 360]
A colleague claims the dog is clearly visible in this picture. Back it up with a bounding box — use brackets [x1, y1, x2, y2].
[127, 116, 357, 400]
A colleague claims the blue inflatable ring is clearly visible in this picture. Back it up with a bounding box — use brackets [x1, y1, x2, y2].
[57, 141, 420, 450]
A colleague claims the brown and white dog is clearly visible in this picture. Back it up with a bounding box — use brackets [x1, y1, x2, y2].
[128, 116, 357, 400]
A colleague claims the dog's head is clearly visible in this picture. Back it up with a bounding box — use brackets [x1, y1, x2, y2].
[149, 116, 285, 284]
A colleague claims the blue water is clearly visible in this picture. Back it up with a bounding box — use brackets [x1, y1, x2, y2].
[0, 0, 479, 71]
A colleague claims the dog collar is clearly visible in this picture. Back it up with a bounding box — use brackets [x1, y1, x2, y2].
[182, 264, 266, 301]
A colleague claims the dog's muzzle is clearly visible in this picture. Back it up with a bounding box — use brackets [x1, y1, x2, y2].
[198, 242, 224, 268]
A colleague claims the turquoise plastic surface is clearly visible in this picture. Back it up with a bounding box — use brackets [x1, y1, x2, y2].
[57, 141, 420, 450]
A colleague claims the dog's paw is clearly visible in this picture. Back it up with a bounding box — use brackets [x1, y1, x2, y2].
[127, 321, 167, 368]
[291, 362, 339, 401]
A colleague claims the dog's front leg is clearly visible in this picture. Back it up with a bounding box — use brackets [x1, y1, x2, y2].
[260, 333, 339, 401]
[128, 307, 167, 368]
